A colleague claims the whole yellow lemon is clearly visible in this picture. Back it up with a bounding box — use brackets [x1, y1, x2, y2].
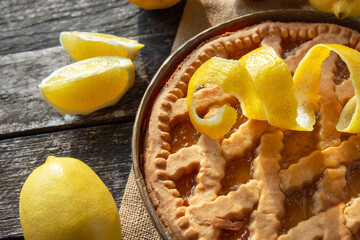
[309, 0, 360, 19]
[128, 0, 181, 10]
[19, 156, 122, 240]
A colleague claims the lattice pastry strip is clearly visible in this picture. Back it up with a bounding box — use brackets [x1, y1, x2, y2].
[316, 53, 343, 150]
[284, 28, 352, 74]
[249, 130, 285, 240]
[260, 32, 282, 56]
[187, 180, 259, 240]
[336, 79, 355, 106]
[169, 85, 237, 127]
[280, 135, 360, 192]
[279, 204, 352, 240]
[166, 134, 226, 205]
[345, 198, 360, 234]
[222, 119, 273, 161]
[312, 166, 347, 214]
[166, 145, 202, 180]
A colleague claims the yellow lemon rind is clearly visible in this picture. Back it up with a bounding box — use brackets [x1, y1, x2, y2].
[39, 56, 135, 115]
[240, 46, 302, 131]
[19, 156, 122, 240]
[186, 47, 305, 140]
[317, 44, 360, 132]
[309, 0, 360, 19]
[186, 57, 265, 139]
[60, 31, 144, 61]
[186, 43, 360, 139]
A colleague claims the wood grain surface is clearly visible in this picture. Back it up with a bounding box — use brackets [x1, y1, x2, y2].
[0, 123, 133, 238]
[0, 0, 185, 239]
[0, 0, 185, 138]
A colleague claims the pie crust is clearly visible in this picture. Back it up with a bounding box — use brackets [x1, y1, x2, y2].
[143, 21, 360, 240]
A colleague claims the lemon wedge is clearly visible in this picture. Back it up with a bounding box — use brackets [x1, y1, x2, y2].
[39, 57, 134, 115]
[187, 44, 360, 139]
[128, 0, 181, 10]
[60, 31, 144, 61]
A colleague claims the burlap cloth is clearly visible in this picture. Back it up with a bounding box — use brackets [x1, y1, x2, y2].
[119, 0, 311, 239]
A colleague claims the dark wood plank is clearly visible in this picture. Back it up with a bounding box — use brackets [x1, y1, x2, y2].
[0, 122, 133, 238]
[0, 1, 185, 138]
[0, 0, 185, 55]
[0, 33, 168, 138]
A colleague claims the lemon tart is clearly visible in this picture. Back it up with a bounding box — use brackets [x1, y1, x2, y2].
[143, 21, 360, 240]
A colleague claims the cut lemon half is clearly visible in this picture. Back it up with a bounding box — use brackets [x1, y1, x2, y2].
[60, 31, 144, 61]
[39, 57, 135, 115]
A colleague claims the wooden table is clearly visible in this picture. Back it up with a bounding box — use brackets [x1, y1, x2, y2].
[0, 0, 185, 238]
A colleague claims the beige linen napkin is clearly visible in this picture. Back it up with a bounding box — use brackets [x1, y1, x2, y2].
[119, 0, 311, 239]
[172, 0, 310, 50]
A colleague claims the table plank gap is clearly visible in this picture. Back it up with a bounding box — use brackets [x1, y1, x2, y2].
[0, 122, 134, 239]
[0, 31, 178, 137]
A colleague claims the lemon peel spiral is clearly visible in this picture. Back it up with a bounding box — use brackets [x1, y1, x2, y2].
[186, 44, 360, 139]
[295, 44, 360, 133]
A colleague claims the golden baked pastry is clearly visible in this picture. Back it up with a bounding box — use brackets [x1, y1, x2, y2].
[143, 21, 360, 240]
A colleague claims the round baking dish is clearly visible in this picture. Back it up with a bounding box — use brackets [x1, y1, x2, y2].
[132, 9, 360, 240]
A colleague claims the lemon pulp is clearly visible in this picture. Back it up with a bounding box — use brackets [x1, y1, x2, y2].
[39, 57, 135, 115]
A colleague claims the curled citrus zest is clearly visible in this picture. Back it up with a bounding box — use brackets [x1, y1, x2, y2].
[240, 46, 300, 130]
[186, 44, 360, 139]
[186, 57, 262, 139]
[295, 44, 360, 133]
